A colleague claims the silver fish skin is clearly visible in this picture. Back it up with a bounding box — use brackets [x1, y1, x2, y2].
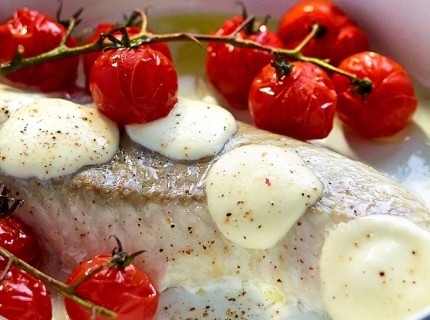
[2, 122, 429, 318]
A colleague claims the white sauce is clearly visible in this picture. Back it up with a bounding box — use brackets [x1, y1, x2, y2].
[205, 144, 322, 249]
[320, 215, 430, 320]
[158, 277, 291, 319]
[125, 97, 237, 160]
[0, 98, 119, 180]
[0, 82, 57, 125]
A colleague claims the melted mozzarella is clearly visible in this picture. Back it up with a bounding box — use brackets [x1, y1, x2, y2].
[320, 215, 430, 320]
[0, 98, 119, 180]
[0, 83, 58, 125]
[205, 144, 322, 249]
[125, 97, 237, 160]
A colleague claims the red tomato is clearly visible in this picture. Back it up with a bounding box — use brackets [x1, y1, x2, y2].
[0, 266, 52, 320]
[0, 216, 41, 270]
[332, 51, 417, 138]
[206, 15, 284, 109]
[0, 8, 79, 92]
[64, 254, 158, 320]
[90, 45, 178, 125]
[248, 61, 337, 140]
[277, 0, 369, 66]
[83, 23, 172, 90]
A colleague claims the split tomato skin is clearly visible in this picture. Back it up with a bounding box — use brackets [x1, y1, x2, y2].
[64, 254, 159, 320]
[248, 61, 337, 141]
[332, 51, 417, 138]
[83, 23, 172, 90]
[90, 45, 178, 125]
[0, 8, 79, 92]
[206, 15, 284, 109]
[0, 266, 52, 320]
[277, 0, 369, 67]
[0, 216, 41, 270]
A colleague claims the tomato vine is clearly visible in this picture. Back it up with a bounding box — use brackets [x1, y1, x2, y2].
[0, 9, 373, 95]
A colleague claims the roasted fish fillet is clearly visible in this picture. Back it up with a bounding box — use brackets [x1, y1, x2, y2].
[2, 121, 430, 319]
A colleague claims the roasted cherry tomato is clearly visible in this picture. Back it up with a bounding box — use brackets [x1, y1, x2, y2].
[332, 51, 417, 138]
[0, 266, 52, 320]
[248, 61, 337, 140]
[83, 23, 172, 90]
[0, 8, 79, 92]
[64, 253, 159, 320]
[0, 216, 41, 270]
[277, 0, 369, 67]
[90, 45, 178, 125]
[206, 15, 284, 109]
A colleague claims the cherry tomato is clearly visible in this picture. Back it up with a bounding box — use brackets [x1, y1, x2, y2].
[206, 15, 284, 109]
[0, 266, 52, 320]
[332, 51, 417, 138]
[0, 216, 41, 270]
[83, 23, 172, 90]
[0, 8, 79, 92]
[64, 253, 159, 320]
[277, 0, 369, 67]
[248, 61, 337, 140]
[90, 45, 178, 125]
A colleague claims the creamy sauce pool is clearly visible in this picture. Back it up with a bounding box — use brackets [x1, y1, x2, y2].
[0, 98, 119, 179]
[126, 98, 237, 160]
[206, 144, 322, 249]
[321, 215, 430, 319]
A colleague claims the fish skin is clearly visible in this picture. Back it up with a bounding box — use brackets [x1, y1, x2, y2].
[1, 122, 429, 317]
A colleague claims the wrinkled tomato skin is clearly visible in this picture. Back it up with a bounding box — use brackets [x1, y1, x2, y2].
[64, 254, 159, 320]
[0, 8, 79, 92]
[277, 0, 369, 66]
[206, 15, 284, 109]
[249, 61, 337, 141]
[83, 23, 172, 90]
[90, 46, 178, 125]
[0, 216, 41, 270]
[0, 266, 52, 320]
[332, 51, 417, 138]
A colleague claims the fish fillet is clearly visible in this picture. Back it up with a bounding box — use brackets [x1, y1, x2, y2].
[1, 121, 429, 319]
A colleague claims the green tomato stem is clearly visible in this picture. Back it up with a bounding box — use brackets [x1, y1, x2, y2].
[288, 23, 320, 56]
[0, 10, 372, 94]
[136, 9, 149, 35]
[66, 260, 113, 291]
[59, 17, 78, 47]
